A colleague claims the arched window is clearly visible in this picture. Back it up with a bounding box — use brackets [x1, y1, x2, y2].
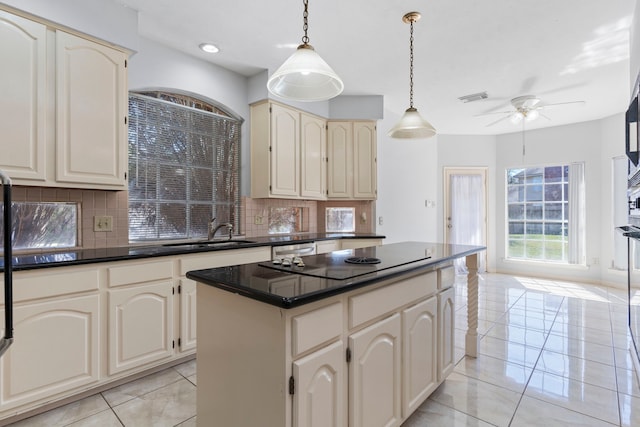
[128, 91, 242, 241]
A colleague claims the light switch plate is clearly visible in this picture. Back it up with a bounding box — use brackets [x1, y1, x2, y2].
[94, 215, 113, 232]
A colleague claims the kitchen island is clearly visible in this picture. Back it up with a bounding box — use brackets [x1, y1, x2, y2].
[187, 241, 484, 427]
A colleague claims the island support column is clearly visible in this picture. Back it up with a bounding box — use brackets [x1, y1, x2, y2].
[465, 253, 479, 357]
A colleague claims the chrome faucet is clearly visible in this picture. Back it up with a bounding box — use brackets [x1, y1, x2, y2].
[208, 217, 234, 240]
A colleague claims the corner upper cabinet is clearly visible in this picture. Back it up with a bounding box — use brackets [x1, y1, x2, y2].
[0, 10, 47, 181]
[56, 31, 128, 188]
[327, 121, 377, 200]
[251, 101, 327, 200]
[0, 8, 128, 189]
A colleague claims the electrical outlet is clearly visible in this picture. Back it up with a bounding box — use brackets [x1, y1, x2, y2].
[254, 215, 263, 225]
[378, 216, 384, 226]
[94, 215, 113, 232]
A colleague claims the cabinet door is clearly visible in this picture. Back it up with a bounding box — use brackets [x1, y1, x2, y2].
[270, 103, 300, 197]
[108, 282, 174, 375]
[349, 313, 401, 427]
[0, 11, 46, 181]
[402, 297, 438, 417]
[327, 122, 352, 198]
[293, 340, 345, 427]
[0, 295, 99, 411]
[353, 122, 377, 199]
[179, 279, 197, 353]
[300, 113, 327, 200]
[438, 286, 456, 381]
[56, 31, 127, 187]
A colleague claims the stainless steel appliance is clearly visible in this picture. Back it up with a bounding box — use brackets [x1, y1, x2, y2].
[0, 170, 13, 358]
[617, 90, 640, 377]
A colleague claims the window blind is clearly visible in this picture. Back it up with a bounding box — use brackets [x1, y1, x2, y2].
[128, 93, 241, 241]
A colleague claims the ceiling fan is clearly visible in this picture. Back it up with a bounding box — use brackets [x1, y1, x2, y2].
[477, 95, 585, 127]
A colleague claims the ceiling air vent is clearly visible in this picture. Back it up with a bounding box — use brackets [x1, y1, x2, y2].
[458, 91, 488, 103]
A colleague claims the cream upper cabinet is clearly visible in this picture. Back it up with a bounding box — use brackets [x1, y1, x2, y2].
[0, 9, 128, 189]
[327, 122, 352, 199]
[327, 121, 377, 200]
[56, 30, 128, 188]
[251, 101, 327, 200]
[0, 11, 47, 181]
[300, 113, 327, 199]
[353, 122, 377, 199]
[269, 103, 300, 197]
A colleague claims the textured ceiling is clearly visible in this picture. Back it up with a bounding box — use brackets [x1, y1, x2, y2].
[114, 0, 635, 135]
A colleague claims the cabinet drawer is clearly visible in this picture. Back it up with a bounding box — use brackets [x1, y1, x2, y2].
[108, 260, 173, 287]
[4, 268, 99, 303]
[292, 302, 342, 357]
[349, 272, 436, 329]
[438, 265, 455, 290]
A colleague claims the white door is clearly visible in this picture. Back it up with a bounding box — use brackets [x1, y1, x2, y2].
[444, 167, 487, 273]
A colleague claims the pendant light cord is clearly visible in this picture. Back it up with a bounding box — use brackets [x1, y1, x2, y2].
[409, 18, 414, 109]
[302, 0, 310, 45]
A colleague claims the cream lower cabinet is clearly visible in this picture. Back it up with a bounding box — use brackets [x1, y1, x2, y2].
[196, 266, 454, 427]
[340, 238, 383, 250]
[402, 297, 438, 417]
[293, 340, 345, 427]
[315, 239, 341, 254]
[107, 282, 174, 375]
[178, 279, 197, 353]
[349, 313, 402, 427]
[0, 295, 100, 412]
[438, 286, 456, 381]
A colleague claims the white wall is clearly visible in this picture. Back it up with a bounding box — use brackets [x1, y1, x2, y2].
[493, 118, 625, 287]
[375, 109, 439, 243]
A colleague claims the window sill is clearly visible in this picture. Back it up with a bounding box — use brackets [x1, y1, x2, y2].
[502, 257, 589, 270]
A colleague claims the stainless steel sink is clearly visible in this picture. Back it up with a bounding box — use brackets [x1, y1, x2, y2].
[162, 239, 256, 249]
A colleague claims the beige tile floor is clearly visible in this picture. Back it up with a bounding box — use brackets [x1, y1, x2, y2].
[6, 273, 640, 426]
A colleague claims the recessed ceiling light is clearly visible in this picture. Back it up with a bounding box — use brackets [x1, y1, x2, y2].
[199, 43, 219, 53]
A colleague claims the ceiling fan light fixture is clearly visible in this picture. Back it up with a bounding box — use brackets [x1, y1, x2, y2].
[266, 0, 343, 102]
[525, 109, 539, 121]
[510, 112, 524, 124]
[388, 11, 436, 139]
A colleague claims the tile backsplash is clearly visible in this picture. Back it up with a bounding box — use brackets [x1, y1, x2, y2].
[10, 186, 376, 251]
[11, 186, 129, 249]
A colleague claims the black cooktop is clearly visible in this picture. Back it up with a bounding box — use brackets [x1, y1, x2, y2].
[259, 243, 434, 280]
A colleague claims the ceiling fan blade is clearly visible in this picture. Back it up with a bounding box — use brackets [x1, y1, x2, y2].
[538, 100, 585, 109]
[539, 112, 552, 121]
[485, 115, 511, 127]
[474, 110, 514, 117]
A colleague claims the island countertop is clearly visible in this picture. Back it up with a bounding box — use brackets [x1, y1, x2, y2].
[186, 241, 485, 308]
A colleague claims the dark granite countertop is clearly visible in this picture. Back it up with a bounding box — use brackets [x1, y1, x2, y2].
[0, 233, 384, 272]
[186, 242, 485, 308]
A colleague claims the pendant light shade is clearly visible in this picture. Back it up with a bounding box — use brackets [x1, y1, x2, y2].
[388, 107, 436, 139]
[267, 44, 344, 102]
[388, 12, 436, 139]
[267, 0, 344, 102]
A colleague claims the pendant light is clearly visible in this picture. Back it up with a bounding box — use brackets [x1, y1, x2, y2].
[388, 12, 436, 139]
[267, 0, 344, 102]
